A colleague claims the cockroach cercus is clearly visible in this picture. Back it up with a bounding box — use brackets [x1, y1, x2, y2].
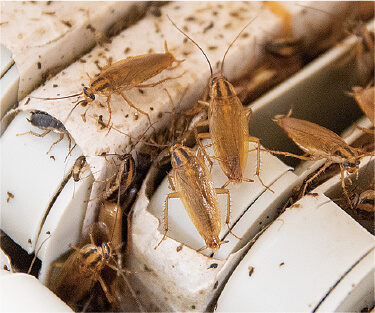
[168, 16, 273, 191]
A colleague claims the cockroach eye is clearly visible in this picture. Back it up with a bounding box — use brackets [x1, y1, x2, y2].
[344, 161, 350, 167]
[355, 159, 360, 165]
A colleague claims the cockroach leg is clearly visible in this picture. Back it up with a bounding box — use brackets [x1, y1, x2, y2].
[216, 187, 241, 240]
[154, 190, 180, 250]
[249, 136, 274, 193]
[119, 91, 151, 124]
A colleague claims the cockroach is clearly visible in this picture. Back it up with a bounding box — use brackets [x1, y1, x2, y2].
[72, 155, 87, 182]
[271, 110, 374, 206]
[49, 231, 114, 308]
[103, 153, 136, 201]
[66, 41, 184, 126]
[17, 110, 71, 154]
[155, 143, 231, 251]
[168, 16, 272, 191]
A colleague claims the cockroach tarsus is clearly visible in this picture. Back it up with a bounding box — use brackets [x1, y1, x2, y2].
[16, 110, 72, 155]
[168, 16, 273, 192]
[270, 110, 374, 208]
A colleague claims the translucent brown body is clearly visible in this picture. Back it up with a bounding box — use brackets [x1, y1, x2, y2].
[168, 17, 265, 189]
[207, 77, 250, 184]
[158, 144, 230, 250]
[273, 112, 362, 173]
[50, 242, 112, 308]
[272, 111, 375, 207]
[98, 201, 122, 250]
[70, 41, 183, 125]
[89, 51, 176, 95]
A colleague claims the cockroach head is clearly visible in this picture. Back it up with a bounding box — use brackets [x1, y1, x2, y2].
[83, 86, 95, 101]
[343, 158, 361, 173]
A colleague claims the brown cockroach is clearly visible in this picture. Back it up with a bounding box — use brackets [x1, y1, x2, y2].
[155, 143, 231, 251]
[17, 110, 72, 154]
[271, 110, 374, 206]
[49, 231, 114, 308]
[103, 153, 136, 201]
[32, 41, 185, 126]
[168, 16, 272, 191]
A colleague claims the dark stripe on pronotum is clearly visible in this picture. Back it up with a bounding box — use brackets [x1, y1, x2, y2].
[216, 82, 222, 97]
[344, 147, 355, 156]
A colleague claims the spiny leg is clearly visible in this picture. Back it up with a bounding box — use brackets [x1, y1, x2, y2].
[135, 71, 186, 89]
[194, 119, 214, 169]
[120, 91, 151, 124]
[105, 95, 112, 127]
[46, 133, 65, 154]
[154, 191, 180, 249]
[216, 187, 241, 240]
[301, 161, 332, 197]
[98, 275, 114, 303]
[258, 148, 312, 161]
[17, 129, 50, 138]
[339, 164, 354, 210]
[249, 136, 274, 193]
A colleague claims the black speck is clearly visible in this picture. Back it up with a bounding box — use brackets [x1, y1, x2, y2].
[37, 62, 41, 69]
[280, 262, 285, 267]
[248, 266, 254, 276]
[208, 263, 218, 269]
[191, 305, 196, 310]
[203, 21, 214, 34]
[60, 20, 72, 28]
